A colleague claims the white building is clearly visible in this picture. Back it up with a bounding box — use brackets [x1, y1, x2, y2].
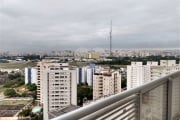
[127, 60, 180, 119]
[86, 68, 94, 86]
[160, 60, 176, 66]
[76, 67, 80, 85]
[127, 62, 155, 90]
[77, 64, 95, 86]
[36, 60, 77, 120]
[127, 60, 180, 90]
[24, 67, 37, 84]
[93, 69, 121, 100]
[151, 60, 180, 80]
[81, 67, 87, 83]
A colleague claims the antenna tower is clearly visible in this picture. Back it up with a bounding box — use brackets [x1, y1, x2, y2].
[110, 20, 112, 57]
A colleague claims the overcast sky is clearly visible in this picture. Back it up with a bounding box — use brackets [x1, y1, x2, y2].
[0, 0, 179, 52]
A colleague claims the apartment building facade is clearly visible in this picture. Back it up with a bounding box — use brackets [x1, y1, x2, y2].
[36, 60, 77, 120]
[25, 67, 37, 85]
[93, 69, 121, 100]
[127, 60, 180, 89]
[127, 60, 180, 119]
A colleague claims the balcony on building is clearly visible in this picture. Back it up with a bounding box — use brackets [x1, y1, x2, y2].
[52, 71, 180, 120]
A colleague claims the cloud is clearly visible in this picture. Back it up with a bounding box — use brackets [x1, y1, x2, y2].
[0, 0, 179, 52]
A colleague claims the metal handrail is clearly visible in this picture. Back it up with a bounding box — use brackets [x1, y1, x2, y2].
[52, 71, 180, 120]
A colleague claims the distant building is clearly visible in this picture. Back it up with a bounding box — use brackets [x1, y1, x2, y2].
[76, 67, 86, 84]
[76, 64, 95, 86]
[83, 53, 100, 59]
[36, 60, 77, 120]
[25, 67, 37, 84]
[127, 60, 180, 119]
[0, 68, 20, 73]
[86, 67, 94, 86]
[160, 60, 176, 66]
[151, 60, 180, 80]
[127, 60, 180, 90]
[127, 62, 155, 89]
[93, 69, 121, 100]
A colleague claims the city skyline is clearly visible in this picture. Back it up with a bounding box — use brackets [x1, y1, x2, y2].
[0, 0, 179, 52]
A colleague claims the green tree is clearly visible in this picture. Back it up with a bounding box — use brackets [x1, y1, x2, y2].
[77, 85, 93, 106]
[121, 79, 127, 89]
[3, 78, 25, 88]
[16, 78, 25, 86]
[8, 73, 21, 80]
[4, 88, 17, 97]
[3, 81, 14, 88]
[27, 84, 37, 91]
[21, 92, 28, 97]
[18, 108, 32, 117]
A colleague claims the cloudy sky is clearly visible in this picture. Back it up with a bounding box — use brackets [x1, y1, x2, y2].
[0, 0, 179, 52]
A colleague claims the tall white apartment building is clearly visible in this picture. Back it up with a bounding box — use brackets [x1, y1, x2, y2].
[76, 67, 80, 85]
[25, 67, 37, 85]
[150, 60, 180, 120]
[127, 60, 180, 90]
[127, 62, 156, 90]
[76, 64, 95, 86]
[36, 60, 77, 120]
[81, 67, 87, 83]
[127, 60, 180, 119]
[151, 60, 180, 80]
[160, 60, 176, 66]
[86, 68, 94, 86]
[93, 69, 121, 100]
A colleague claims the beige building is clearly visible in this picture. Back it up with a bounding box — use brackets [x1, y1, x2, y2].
[83, 53, 100, 59]
[36, 60, 77, 120]
[93, 69, 121, 100]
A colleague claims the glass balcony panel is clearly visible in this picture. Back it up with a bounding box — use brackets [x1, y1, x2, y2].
[171, 76, 180, 120]
[141, 83, 167, 120]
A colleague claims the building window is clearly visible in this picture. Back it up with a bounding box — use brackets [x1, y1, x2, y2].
[60, 76, 64, 78]
[55, 68, 59, 70]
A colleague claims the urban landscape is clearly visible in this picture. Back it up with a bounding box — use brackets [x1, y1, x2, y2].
[0, 0, 179, 120]
[0, 49, 180, 120]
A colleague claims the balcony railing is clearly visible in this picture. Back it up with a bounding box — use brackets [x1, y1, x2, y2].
[52, 71, 180, 120]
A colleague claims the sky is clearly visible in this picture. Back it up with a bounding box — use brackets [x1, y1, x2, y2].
[0, 0, 180, 52]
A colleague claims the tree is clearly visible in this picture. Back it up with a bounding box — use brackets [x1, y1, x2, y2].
[3, 81, 14, 88]
[4, 88, 17, 97]
[27, 84, 37, 91]
[121, 79, 127, 89]
[77, 85, 93, 106]
[3, 78, 25, 88]
[18, 108, 32, 117]
[8, 73, 21, 80]
[21, 92, 28, 97]
[16, 78, 25, 86]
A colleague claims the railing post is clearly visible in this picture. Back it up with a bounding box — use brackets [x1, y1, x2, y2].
[167, 77, 173, 120]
